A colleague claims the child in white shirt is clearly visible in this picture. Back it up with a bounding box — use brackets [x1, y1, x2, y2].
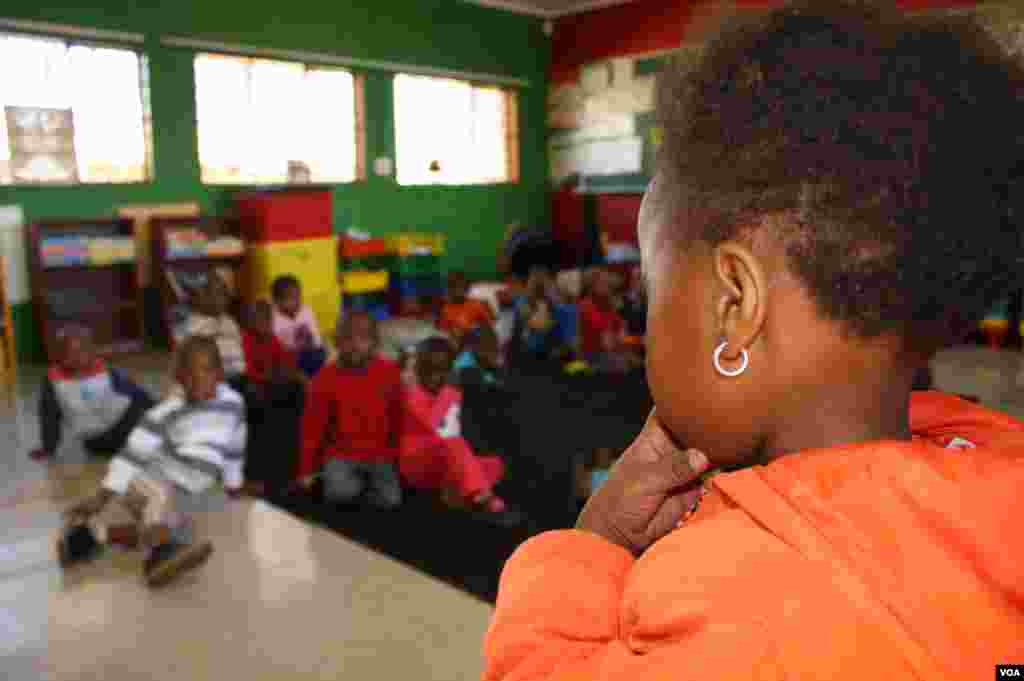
[177, 271, 246, 386]
[58, 336, 247, 588]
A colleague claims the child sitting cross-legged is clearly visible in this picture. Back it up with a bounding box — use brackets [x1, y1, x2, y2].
[298, 311, 404, 509]
[30, 324, 156, 462]
[400, 337, 514, 521]
[58, 336, 247, 588]
[241, 300, 308, 496]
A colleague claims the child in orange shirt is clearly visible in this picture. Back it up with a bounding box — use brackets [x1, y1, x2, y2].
[438, 271, 494, 344]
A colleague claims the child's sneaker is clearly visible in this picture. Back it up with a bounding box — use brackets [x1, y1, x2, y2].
[143, 540, 214, 588]
[57, 525, 101, 568]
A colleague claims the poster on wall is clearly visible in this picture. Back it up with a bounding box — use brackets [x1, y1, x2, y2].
[4, 106, 78, 185]
[548, 48, 701, 194]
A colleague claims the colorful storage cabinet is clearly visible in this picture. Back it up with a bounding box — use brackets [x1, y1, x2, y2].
[339, 236, 392, 320]
[238, 190, 340, 338]
[389, 232, 446, 308]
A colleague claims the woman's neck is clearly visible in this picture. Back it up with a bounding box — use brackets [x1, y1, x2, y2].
[759, 364, 916, 465]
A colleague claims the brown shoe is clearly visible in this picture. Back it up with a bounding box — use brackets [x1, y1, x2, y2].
[143, 541, 214, 588]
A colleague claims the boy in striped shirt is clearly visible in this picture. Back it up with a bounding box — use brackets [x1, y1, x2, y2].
[59, 336, 246, 588]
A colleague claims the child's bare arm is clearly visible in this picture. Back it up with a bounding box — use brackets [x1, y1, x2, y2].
[65, 488, 114, 523]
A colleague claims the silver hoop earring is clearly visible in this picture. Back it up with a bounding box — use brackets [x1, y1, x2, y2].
[713, 341, 749, 377]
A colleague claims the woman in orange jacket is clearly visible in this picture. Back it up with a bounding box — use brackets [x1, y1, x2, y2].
[484, 3, 1024, 679]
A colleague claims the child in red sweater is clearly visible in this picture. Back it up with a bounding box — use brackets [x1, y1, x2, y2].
[579, 267, 637, 373]
[400, 337, 508, 514]
[241, 300, 307, 496]
[298, 312, 403, 508]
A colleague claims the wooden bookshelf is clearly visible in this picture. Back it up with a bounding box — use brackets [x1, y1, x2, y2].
[0, 253, 17, 396]
[150, 216, 246, 349]
[29, 218, 144, 361]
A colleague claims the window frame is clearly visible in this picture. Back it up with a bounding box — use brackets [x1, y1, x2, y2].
[0, 30, 154, 188]
[393, 73, 520, 188]
[192, 51, 366, 188]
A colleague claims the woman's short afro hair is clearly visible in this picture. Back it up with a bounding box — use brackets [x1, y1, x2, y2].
[656, 0, 1024, 341]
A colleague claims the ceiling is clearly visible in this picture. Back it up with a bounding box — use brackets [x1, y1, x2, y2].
[462, 0, 637, 19]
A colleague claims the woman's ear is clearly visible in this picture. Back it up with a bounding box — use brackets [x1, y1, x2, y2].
[713, 242, 768, 360]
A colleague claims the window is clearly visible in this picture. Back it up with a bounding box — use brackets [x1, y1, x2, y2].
[194, 53, 363, 185]
[394, 74, 518, 186]
[0, 33, 151, 185]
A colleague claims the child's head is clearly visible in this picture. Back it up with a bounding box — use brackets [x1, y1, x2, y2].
[271, 275, 302, 318]
[526, 267, 553, 300]
[335, 311, 378, 370]
[465, 325, 501, 371]
[643, 2, 1024, 470]
[447, 271, 469, 304]
[246, 300, 274, 338]
[55, 324, 96, 374]
[194, 272, 230, 317]
[588, 267, 613, 302]
[175, 335, 223, 403]
[415, 337, 455, 395]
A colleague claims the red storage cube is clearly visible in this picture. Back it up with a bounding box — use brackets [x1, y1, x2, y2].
[235, 189, 332, 244]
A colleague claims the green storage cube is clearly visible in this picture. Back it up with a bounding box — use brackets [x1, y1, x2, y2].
[394, 253, 442, 276]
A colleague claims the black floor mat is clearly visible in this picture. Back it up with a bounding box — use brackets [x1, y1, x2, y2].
[272, 489, 537, 603]
[268, 367, 653, 604]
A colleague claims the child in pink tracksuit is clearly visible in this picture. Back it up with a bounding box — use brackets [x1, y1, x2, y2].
[400, 337, 508, 514]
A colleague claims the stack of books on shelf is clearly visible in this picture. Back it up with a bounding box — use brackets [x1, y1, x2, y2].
[166, 227, 245, 260]
[40, 235, 136, 267]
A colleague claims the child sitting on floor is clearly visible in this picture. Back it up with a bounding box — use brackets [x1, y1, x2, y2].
[58, 336, 246, 588]
[271, 275, 328, 378]
[438, 271, 495, 345]
[512, 267, 577, 363]
[578, 267, 638, 373]
[400, 337, 511, 518]
[298, 312, 404, 509]
[177, 271, 246, 389]
[243, 300, 308, 392]
[454, 325, 505, 388]
[241, 300, 307, 496]
[30, 324, 156, 462]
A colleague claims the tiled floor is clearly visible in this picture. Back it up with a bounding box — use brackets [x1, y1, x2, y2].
[4, 345, 1024, 680]
[1, 356, 492, 681]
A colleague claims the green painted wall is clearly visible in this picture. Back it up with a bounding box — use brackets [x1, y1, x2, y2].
[0, 0, 550, 361]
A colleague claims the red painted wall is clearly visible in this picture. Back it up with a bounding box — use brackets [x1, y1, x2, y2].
[597, 194, 643, 245]
[549, 0, 982, 252]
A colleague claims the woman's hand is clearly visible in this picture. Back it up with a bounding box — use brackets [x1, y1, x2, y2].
[577, 410, 709, 556]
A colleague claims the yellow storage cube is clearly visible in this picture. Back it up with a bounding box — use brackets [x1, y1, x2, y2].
[306, 286, 343, 341]
[341, 270, 390, 294]
[386, 232, 445, 257]
[247, 236, 339, 298]
[246, 236, 341, 337]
